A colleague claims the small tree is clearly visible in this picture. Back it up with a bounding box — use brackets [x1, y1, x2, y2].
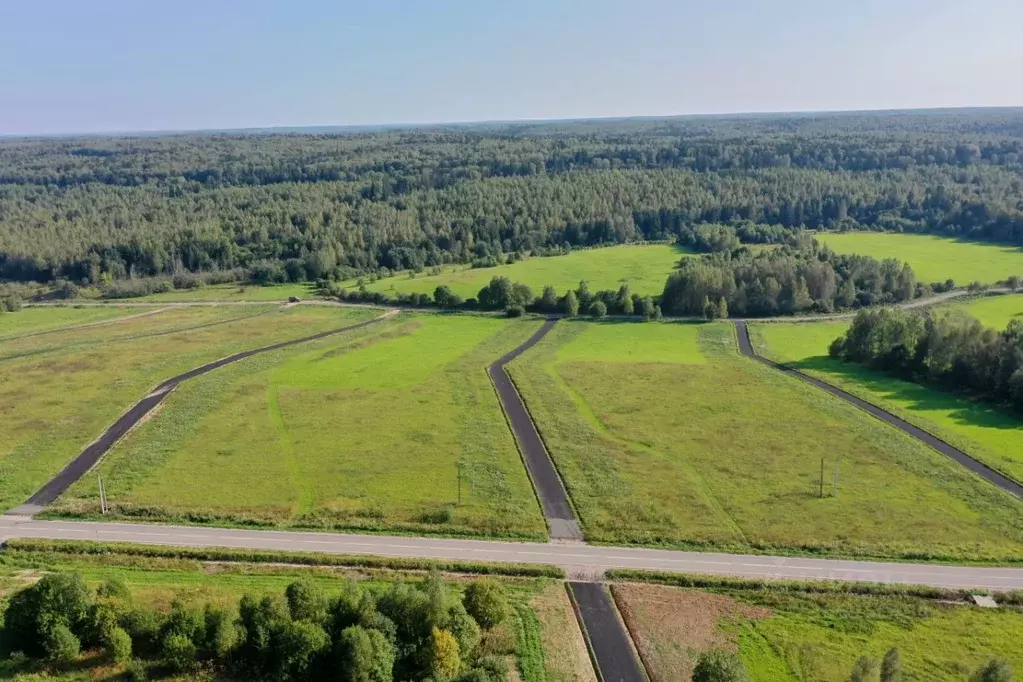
[972, 659, 1013, 682]
[850, 656, 878, 682]
[562, 290, 579, 317]
[653, 304, 663, 321]
[286, 579, 329, 625]
[44, 623, 81, 666]
[2, 572, 92, 657]
[106, 626, 133, 664]
[692, 651, 749, 682]
[702, 296, 717, 320]
[881, 647, 901, 682]
[716, 297, 729, 319]
[590, 300, 607, 319]
[639, 296, 656, 320]
[618, 285, 634, 315]
[464, 580, 510, 630]
[428, 627, 461, 679]
[276, 619, 330, 679]
[434, 285, 463, 309]
[539, 286, 558, 312]
[1008, 276, 1021, 292]
[337, 625, 395, 682]
[161, 633, 197, 672]
[506, 305, 525, 318]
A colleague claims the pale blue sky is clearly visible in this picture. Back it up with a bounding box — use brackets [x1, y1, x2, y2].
[2, 0, 1021, 135]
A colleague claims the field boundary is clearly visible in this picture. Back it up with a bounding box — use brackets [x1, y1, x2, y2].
[733, 320, 1023, 499]
[12, 311, 395, 512]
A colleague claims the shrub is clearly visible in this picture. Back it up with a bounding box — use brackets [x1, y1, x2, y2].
[505, 304, 525, 317]
[43, 623, 80, 666]
[161, 632, 197, 672]
[276, 619, 330, 679]
[286, 578, 329, 625]
[121, 608, 165, 658]
[2, 572, 91, 657]
[336, 625, 395, 682]
[448, 612, 481, 661]
[202, 604, 240, 660]
[972, 659, 1013, 682]
[429, 627, 461, 679]
[463, 580, 509, 629]
[589, 300, 607, 319]
[881, 647, 901, 682]
[106, 626, 133, 664]
[125, 659, 148, 682]
[692, 650, 749, 682]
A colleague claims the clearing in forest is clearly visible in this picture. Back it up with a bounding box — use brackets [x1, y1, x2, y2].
[750, 321, 1023, 486]
[0, 305, 378, 511]
[350, 244, 686, 299]
[612, 581, 1023, 682]
[816, 232, 1023, 285]
[508, 320, 1023, 561]
[56, 313, 547, 538]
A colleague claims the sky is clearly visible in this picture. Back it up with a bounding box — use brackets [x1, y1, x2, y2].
[2, 0, 1021, 136]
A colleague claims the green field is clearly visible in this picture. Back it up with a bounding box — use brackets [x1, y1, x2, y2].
[816, 232, 1023, 285]
[614, 581, 1023, 682]
[949, 292, 1023, 330]
[0, 305, 379, 511]
[351, 244, 685, 299]
[56, 313, 547, 539]
[0, 305, 140, 341]
[751, 321, 1023, 485]
[509, 320, 1023, 561]
[0, 541, 583, 682]
[132, 282, 320, 302]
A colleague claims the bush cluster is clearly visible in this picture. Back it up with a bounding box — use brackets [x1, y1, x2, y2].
[1, 570, 515, 681]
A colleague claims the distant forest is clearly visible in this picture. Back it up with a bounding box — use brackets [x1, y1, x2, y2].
[1, 109, 1022, 285]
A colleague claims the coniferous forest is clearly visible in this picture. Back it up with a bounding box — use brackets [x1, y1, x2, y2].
[1, 109, 1022, 291]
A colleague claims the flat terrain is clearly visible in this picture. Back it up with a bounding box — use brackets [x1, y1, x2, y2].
[949, 292, 1023, 330]
[816, 232, 1023, 285]
[0, 305, 378, 510]
[613, 581, 1023, 682]
[509, 320, 1023, 561]
[131, 282, 319, 302]
[0, 305, 140, 340]
[350, 244, 685, 299]
[56, 313, 547, 538]
[751, 322, 1023, 485]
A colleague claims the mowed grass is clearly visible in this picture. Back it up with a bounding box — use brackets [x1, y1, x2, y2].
[751, 321, 1023, 485]
[816, 232, 1023, 284]
[613, 582, 1023, 682]
[352, 244, 686, 299]
[949, 292, 1023, 330]
[58, 313, 547, 539]
[510, 320, 1023, 561]
[0, 305, 379, 510]
[134, 282, 320, 302]
[0, 305, 139, 341]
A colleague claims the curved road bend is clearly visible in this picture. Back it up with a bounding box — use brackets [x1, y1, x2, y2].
[569, 582, 647, 682]
[488, 319, 583, 541]
[3, 517, 1023, 590]
[734, 321, 1023, 498]
[15, 311, 396, 511]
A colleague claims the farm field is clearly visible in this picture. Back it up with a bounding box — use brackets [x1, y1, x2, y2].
[0, 540, 583, 682]
[612, 581, 1023, 682]
[816, 232, 1023, 285]
[349, 244, 686, 299]
[132, 282, 320, 302]
[56, 313, 547, 539]
[750, 321, 1023, 485]
[0, 305, 140, 341]
[0, 304, 379, 511]
[508, 320, 1023, 561]
[948, 292, 1023, 330]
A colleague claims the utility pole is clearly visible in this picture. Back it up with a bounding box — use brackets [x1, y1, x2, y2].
[98, 474, 107, 514]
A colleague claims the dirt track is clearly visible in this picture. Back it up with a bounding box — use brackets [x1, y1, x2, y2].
[569, 582, 647, 682]
[488, 319, 582, 541]
[734, 321, 1023, 499]
[20, 312, 394, 509]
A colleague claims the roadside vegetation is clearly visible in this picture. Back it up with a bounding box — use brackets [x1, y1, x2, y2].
[55, 313, 547, 538]
[0, 540, 581, 682]
[509, 320, 1023, 562]
[611, 579, 1021, 682]
[0, 305, 378, 511]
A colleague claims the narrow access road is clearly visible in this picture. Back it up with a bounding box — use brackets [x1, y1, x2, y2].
[3, 517, 1023, 590]
[15, 312, 395, 511]
[570, 582, 647, 682]
[734, 321, 1023, 498]
[489, 319, 583, 541]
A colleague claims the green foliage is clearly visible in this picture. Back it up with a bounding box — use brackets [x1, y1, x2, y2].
[562, 290, 579, 317]
[972, 660, 1014, 682]
[42, 623, 80, 666]
[881, 647, 902, 682]
[106, 626, 133, 664]
[850, 656, 878, 682]
[125, 658, 149, 682]
[429, 627, 462, 679]
[463, 580, 510, 630]
[336, 625, 396, 682]
[286, 578, 329, 625]
[1, 572, 91, 657]
[692, 650, 749, 682]
[161, 632, 197, 672]
[589, 300, 607, 318]
[276, 619, 330, 679]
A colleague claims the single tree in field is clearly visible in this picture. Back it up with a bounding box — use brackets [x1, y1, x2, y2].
[563, 290, 579, 317]
[692, 651, 748, 682]
[880, 647, 901, 682]
[971, 659, 1013, 682]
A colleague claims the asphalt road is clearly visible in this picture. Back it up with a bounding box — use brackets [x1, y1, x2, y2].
[489, 318, 582, 540]
[3, 517, 1023, 590]
[569, 582, 647, 682]
[16, 311, 395, 509]
[734, 321, 1023, 498]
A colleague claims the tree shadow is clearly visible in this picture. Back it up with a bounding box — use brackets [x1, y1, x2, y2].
[789, 355, 1023, 433]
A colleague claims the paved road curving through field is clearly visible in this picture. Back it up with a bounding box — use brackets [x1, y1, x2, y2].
[734, 320, 1023, 499]
[488, 319, 583, 541]
[13, 311, 396, 512]
[569, 582, 647, 682]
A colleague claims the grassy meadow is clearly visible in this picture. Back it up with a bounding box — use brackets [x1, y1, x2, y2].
[949, 292, 1023, 330]
[56, 313, 547, 539]
[133, 282, 320, 302]
[750, 321, 1023, 485]
[0, 305, 141, 341]
[0, 305, 379, 511]
[509, 320, 1023, 561]
[350, 244, 685, 299]
[613, 581, 1023, 682]
[816, 232, 1023, 285]
[0, 541, 585, 682]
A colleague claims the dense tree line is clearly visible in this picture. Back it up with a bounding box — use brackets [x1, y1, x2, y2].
[1, 110, 1022, 284]
[0, 570, 514, 681]
[829, 302, 1023, 412]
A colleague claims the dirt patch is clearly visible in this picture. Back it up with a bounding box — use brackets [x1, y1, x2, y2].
[532, 584, 597, 682]
[612, 583, 770, 682]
